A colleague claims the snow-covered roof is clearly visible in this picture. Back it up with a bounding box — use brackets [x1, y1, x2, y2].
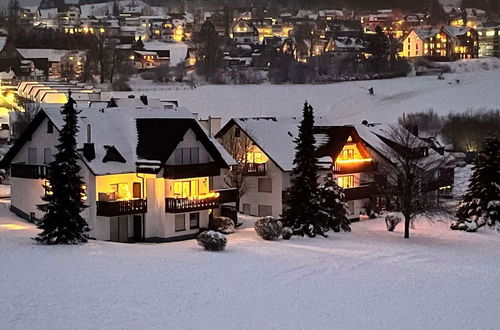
[17, 49, 67, 62]
[413, 29, 439, 41]
[220, 116, 332, 172]
[443, 26, 470, 38]
[354, 123, 447, 169]
[334, 37, 365, 50]
[34, 105, 233, 175]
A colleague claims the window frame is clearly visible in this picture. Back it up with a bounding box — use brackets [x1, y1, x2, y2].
[175, 214, 186, 232]
[189, 212, 200, 229]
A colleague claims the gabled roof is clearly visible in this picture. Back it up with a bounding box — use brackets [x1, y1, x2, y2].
[412, 28, 439, 41]
[216, 116, 333, 172]
[1, 105, 234, 175]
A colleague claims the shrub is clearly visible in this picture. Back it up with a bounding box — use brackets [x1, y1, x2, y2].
[254, 216, 283, 240]
[140, 71, 155, 80]
[196, 230, 227, 251]
[282, 227, 293, 240]
[209, 216, 235, 234]
[385, 212, 403, 231]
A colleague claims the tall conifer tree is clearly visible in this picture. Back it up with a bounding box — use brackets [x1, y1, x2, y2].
[35, 95, 89, 244]
[283, 102, 325, 237]
[456, 136, 500, 228]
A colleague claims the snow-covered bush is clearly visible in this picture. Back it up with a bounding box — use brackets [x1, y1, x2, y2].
[254, 217, 283, 240]
[196, 231, 227, 251]
[385, 212, 404, 231]
[282, 227, 293, 240]
[209, 216, 235, 234]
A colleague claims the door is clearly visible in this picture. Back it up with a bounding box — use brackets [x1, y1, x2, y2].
[109, 216, 129, 242]
[133, 215, 142, 242]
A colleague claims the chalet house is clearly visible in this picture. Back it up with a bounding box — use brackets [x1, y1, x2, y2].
[215, 117, 379, 219]
[428, 26, 479, 60]
[0, 38, 73, 79]
[400, 29, 438, 58]
[0, 104, 236, 243]
[232, 19, 259, 45]
[401, 26, 478, 59]
[216, 117, 455, 219]
[131, 51, 168, 70]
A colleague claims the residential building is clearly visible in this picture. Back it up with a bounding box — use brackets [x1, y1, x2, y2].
[232, 19, 259, 44]
[400, 29, 438, 57]
[0, 103, 236, 243]
[216, 117, 455, 219]
[478, 23, 500, 57]
[215, 117, 378, 219]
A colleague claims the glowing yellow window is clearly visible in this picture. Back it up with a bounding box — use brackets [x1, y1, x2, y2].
[338, 175, 354, 189]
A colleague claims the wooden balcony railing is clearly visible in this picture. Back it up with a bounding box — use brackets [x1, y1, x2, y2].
[243, 163, 266, 176]
[343, 184, 377, 201]
[333, 160, 375, 174]
[165, 195, 219, 213]
[163, 163, 221, 179]
[11, 164, 48, 179]
[96, 199, 147, 217]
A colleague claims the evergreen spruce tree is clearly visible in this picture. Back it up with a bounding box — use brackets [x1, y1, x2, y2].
[35, 95, 90, 244]
[283, 102, 326, 237]
[319, 177, 351, 232]
[456, 136, 500, 229]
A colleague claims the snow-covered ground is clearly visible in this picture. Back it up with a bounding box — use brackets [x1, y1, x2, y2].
[110, 61, 500, 126]
[1, 201, 499, 330]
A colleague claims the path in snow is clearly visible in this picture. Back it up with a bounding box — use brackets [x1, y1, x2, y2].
[0, 202, 499, 329]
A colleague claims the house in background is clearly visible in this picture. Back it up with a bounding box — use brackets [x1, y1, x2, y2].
[216, 117, 455, 220]
[400, 29, 438, 58]
[0, 103, 236, 243]
[215, 117, 378, 219]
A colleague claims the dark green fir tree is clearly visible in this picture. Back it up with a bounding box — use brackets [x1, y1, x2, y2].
[35, 95, 89, 244]
[283, 102, 326, 237]
[319, 177, 351, 232]
[456, 136, 500, 228]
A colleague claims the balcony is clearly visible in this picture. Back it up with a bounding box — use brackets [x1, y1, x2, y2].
[11, 164, 48, 179]
[163, 163, 221, 179]
[96, 199, 147, 217]
[165, 195, 219, 213]
[243, 163, 266, 176]
[343, 184, 377, 201]
[333, 160, 375, 174]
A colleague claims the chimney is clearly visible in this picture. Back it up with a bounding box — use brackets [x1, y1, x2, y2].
[209, 116, 221, 137]
[83, 143, 95, 161]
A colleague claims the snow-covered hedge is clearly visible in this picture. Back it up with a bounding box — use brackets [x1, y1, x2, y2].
[197, 231, 227, 251]
[385, 212, 404, 232]
[254, 217, 283, 240]
[209, 216, 235, 234]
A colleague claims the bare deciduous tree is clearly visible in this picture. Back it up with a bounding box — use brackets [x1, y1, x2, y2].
[218, 130, 253, 211]
[12, 101, 41, 139]
[380, 124, 451, 238]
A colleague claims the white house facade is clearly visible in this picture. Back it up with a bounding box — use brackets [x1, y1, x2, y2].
[1, 103, 236, 243]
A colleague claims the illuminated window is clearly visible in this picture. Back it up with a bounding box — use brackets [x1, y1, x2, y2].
[81, 185, 87, 201]
[110, 183, 131, 200]
[173, 179, 205, 198]
[338, 175, 354, 188]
